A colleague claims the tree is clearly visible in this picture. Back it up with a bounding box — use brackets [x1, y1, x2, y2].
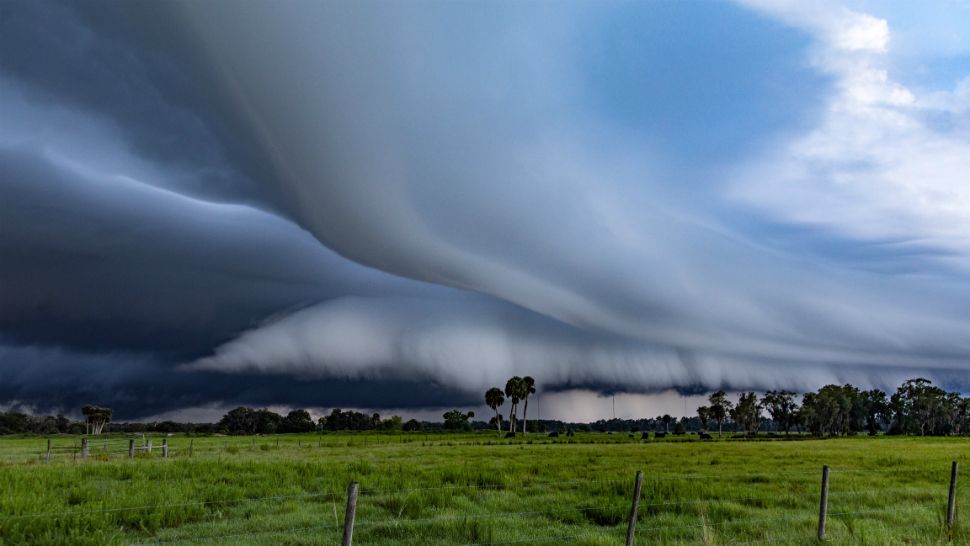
[860, 389, 890, 436]
[761, 391, 798, 434]
[803, 387, 837, 436]
[520, 377, 536, 436]
[661, 414, 672, 434]
[403, 419, 423, 432]
[485, 387, 505, 434]
[674, 419, 686, 435]
[281, 409, 316, 433]
[505, 376, 525, 434]
[799, 385, 863, 436]
[896, 378, 946, 436]
[442, 410, 475, 431]
[254, 409, 283, 434]
[319, 409, 381, 431]
[708, 391, 733, 437]
[81, 405, 112, 435]
[376, 415, 402, 431]
[950, 396, 970, 436]
[696, 406, 711, 432]
[730, 392, 761, 435]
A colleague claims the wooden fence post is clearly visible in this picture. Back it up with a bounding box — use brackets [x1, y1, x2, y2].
[162, 439, 168, 458]
[818, 465, 830, 541]
[948, 461, 959, 529]
[626, 470, 644, 546]
[189, 438, 194, 458]
[128, 439, 135, 458]
[146, 439, 152, 455]
[80, 437, 89, 459]
[342, 482, 359, 546]
[46, 439, 51, 463]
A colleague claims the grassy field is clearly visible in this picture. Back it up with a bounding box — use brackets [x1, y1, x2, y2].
[1, 432, 969, 545]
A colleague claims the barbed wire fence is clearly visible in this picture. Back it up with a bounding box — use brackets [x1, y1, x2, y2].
[12, 433, 846, 465]
[0, 455, 965, 545]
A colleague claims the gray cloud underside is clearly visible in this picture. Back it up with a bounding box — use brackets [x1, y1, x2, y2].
[187, 295, 970, 397]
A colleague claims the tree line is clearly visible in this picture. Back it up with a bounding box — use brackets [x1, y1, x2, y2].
[2, 377, 966, 437]
[696, 378, 970, 437]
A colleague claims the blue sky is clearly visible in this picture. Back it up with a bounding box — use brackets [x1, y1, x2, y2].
[576, 1, 830, 164]
[2, 0, 970, 420]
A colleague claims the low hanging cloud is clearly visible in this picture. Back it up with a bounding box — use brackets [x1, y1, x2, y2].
[186, 294, 970, 399]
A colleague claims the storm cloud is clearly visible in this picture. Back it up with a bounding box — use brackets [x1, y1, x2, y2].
[3, 0, 970, 418]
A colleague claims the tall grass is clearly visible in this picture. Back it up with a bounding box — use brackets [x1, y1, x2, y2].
[0, 434, 968, 545]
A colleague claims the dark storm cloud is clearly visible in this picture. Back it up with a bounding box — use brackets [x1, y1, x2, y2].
[0, 345, 475, 418]
[0, 143, 440, 356]
[0, 0, 284, 208]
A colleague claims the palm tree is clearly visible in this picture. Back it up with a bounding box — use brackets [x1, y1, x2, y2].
[661, 414, 672, 434]
[520, 376, 536, 436]
[505, 376, 523, 434]
[485, 387, 505, 434]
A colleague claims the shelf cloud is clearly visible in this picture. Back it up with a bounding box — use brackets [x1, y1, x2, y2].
[3, 1, 970, 417]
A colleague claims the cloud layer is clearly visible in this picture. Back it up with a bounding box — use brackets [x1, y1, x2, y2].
[3, 1, 970, 417]
[180, 2, 970, 376]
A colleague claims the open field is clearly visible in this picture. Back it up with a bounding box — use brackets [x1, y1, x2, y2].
[1, 433, 969, 545]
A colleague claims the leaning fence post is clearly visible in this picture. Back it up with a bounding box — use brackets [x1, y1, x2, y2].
[128, 439, 135, 458]
[818, 465, 830, 541]
[81, 437, 89, 459]
[948, 461, 959, 529]
[342, 481, 359, 546]
[626, 470, 644, 546]
[46, 439, 52, 463]
[162, 439, 168, 458]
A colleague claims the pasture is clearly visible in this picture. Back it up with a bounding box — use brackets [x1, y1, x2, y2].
[0, 433, 968, 545]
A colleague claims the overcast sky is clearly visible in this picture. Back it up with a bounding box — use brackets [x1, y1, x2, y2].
[3, 0, 970, 420]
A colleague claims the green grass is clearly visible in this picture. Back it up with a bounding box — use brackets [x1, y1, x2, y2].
[1, 433, 969, 545]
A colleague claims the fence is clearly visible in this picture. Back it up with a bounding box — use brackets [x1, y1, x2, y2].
[2, 433, 766, 465]
[33, 434, 181, 462]
[22, 435, 384, 464]
[0, 459, 966, 544]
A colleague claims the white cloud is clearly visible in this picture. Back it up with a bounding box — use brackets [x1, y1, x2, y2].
[734, 1, 970, 269]
[834, 12, 888, 52]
